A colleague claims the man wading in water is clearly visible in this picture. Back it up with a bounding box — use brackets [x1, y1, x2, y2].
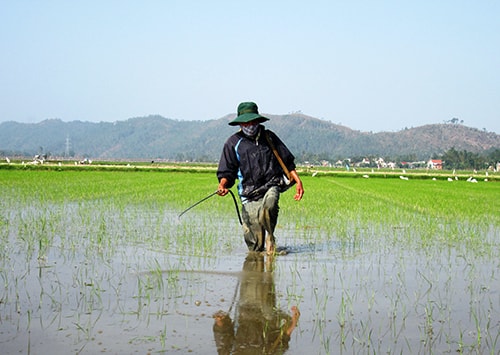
[217, 102, 304, 255]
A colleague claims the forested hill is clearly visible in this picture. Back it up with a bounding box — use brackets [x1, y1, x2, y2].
[0, 114, 498, 162]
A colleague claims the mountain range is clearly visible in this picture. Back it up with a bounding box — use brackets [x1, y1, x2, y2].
[0, 114, 498, 163]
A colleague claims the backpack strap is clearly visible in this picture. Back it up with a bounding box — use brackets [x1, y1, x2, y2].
[264, 130, 292, 181]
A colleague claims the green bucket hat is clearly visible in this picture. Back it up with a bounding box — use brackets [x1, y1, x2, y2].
[228, 102, 270, 126]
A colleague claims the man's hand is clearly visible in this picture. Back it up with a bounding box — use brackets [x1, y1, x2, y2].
[290, 170, 304, 201]
[294, 181, 304, 201]
[217, 178, 229, 196]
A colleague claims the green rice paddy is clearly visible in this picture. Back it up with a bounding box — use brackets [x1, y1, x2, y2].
[0, 166, 499, 354]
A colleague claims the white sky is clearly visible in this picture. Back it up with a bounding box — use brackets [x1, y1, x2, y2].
[1, 0, 499, 133]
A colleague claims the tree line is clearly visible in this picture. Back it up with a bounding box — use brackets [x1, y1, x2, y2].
[437, 147, 499, 170]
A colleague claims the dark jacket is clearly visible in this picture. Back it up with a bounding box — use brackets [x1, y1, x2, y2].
[217, 125, 296, 201]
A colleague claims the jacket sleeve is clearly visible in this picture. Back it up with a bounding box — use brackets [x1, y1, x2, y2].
[217, 136, 239, 188]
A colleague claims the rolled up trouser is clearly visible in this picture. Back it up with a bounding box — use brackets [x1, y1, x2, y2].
[241, 187, 280, 251]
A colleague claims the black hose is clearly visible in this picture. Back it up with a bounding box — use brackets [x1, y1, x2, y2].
[178, 191, 218, 219]
[228, 189, 243, 225]
[178, 189, 243, 225]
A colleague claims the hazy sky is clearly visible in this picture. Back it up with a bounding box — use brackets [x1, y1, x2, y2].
[1, 1, 499, 133]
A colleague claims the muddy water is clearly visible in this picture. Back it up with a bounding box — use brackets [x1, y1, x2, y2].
[1, 206, 499, 354]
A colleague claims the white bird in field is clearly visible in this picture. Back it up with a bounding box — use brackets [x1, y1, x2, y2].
[447, 177, 453, 182]
[399, 176, 408, 180]
[363, 174, 369, 178]
[312, 171, 318, 177]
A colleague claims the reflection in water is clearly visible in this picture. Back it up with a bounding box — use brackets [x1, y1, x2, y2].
[213, 253, 300, 354]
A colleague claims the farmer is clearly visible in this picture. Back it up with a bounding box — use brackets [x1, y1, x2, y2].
[217, 102, 304, 254]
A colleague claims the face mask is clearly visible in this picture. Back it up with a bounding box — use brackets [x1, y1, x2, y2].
[241, 123, 260, 137]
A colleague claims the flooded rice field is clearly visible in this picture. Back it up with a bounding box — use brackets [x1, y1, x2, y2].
[1, 173, 500, 354]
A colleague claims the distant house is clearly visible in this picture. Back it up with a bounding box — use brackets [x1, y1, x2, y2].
[427, 159, 443, 170]
[376, 157, 385, 168]
[357, 158, 371, 167]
